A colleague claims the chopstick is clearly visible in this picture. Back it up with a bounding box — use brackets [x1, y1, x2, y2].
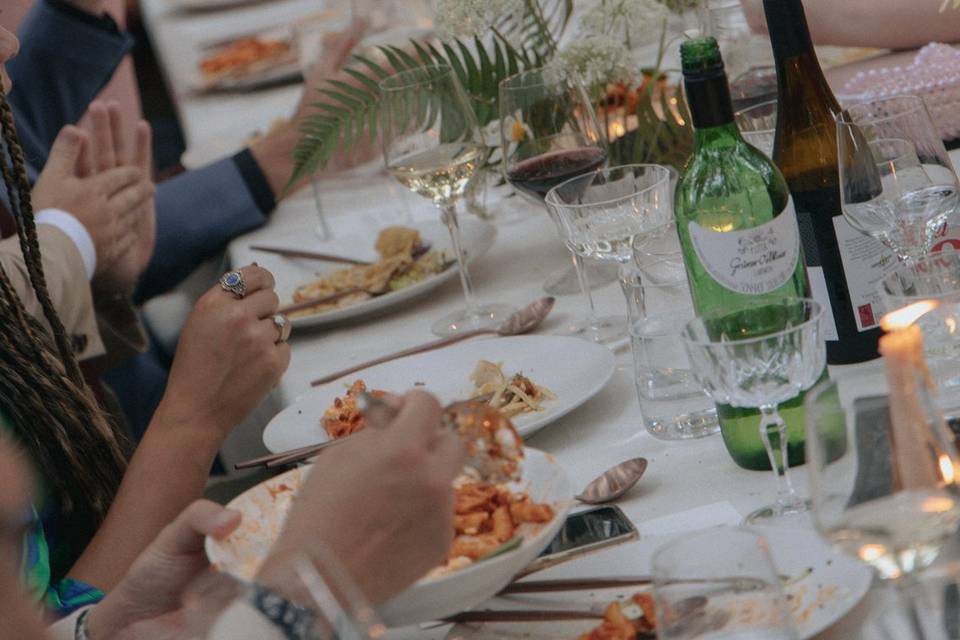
[278, 287, 363, 315]
[250, 245, 371, 266]
[442, 609, 605, 623]
[498, 576, 654, 595]
[234, 441, 337, 471]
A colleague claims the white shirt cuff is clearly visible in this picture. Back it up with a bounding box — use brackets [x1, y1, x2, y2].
[35, 208, 96, 281]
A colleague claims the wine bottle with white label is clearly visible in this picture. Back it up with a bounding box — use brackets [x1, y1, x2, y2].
[764, 0, 890, 364]
[675, 37, 813, 471]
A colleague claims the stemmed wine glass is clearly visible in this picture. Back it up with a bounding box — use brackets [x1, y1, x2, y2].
[380, 64, 515, 337]
[498, 68, 618, 299]
[682, 298, 826, 524]
[837, 95, 960, 264]
[806, 362, 960, 638]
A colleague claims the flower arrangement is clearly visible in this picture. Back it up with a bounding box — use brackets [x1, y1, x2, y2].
[289, 0, 700, 188]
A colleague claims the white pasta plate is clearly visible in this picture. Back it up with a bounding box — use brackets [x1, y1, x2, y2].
[262, 334, 616, 453]
[446, 525, 873, 640]
[205, 448, 573, 626]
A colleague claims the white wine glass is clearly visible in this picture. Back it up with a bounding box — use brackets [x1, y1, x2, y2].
[806, 367, 960, 639]
[682, 298, 826, 524]
[734, 98, 777, 157]
[837, 95, 960, 264]
[380, 64, 515, 337]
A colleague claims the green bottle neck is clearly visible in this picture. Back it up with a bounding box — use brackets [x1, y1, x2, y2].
[693, 121, 743, 150]
[684, 68, 737, 131]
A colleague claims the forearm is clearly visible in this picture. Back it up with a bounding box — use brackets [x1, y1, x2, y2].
[67, 406, 222, 590]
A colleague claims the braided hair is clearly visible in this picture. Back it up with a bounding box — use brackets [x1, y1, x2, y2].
[0, 86, 129, 555]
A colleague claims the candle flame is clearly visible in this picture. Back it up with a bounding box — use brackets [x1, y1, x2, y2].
[880, 300, 940, 331]
[940, 454, 956, 484]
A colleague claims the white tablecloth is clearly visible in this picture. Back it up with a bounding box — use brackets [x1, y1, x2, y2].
[137, 3, 960, 636]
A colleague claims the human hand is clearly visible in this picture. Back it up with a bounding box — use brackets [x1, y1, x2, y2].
[156, 264, 290, 442]
[85, 500, 242, 640]
[257, 390, 466, 605]
[83, 101, 157, 296]
[31, 122, 153, 287]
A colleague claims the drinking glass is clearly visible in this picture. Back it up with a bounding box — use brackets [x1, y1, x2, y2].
[837, 95, 960, 264]
[652, 527, 799, 640]
[806, 371, 960, 639]
[380, 64, 515, 337]
[734, 99, 776, 157]
[622, 261, 720, 441]
[682, 298, 825, 524]
[499, 67, 617, 297]
[544, 164, 674, 345]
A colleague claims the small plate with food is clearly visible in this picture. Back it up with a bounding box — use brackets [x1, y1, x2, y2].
[206, 442, 572, 626]
[193, 27, 300, 92]
[247, 220, 496, 330]
[262, 334, 616, 453]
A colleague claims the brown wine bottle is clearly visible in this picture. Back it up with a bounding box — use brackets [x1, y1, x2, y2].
[763, 0, 892, 364]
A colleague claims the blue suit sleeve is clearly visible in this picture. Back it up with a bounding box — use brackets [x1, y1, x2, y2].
[8, 0, 133, 164]
[135, 157, 268, 302]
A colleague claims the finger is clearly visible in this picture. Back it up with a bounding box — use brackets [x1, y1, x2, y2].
[384, 390, 443, 445]
[154, 500, 242, 556]
[89, 101, 117, 172]
[76, 136, 92, 179]
[242, 288, 281, 320]
[92, 166, 143, 196]
[108, 101, 130, 166]
[44, 126, 88, 178]
[135, 120, 153, 176]
[107, 179, 155, 217]
[233, 264, 276, 296]
[428, 428, 469, 482]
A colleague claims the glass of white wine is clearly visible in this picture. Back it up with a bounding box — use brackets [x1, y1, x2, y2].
[806, 369, 960, 639]
[379, 64, 516, 337]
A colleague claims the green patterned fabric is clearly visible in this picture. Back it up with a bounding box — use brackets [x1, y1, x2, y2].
[1, 409, 104, 617]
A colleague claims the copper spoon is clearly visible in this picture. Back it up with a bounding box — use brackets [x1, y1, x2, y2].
[576, 458, 649, 504]
[310, 297, 556, 386]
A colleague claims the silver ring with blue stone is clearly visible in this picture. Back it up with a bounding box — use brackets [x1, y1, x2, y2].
[219, 270, 246, 298]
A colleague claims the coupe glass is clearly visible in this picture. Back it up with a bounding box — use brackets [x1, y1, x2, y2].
[544, 164, 674, 345]
[682, 298, 826, 524]
[380, 64, 515, 337]
[806, 372, 960, 639]
[652, 527, 799, 640]
[837, 95, 960, 264]
[734, 98, 776, 157]
[498, 67, 618, 297]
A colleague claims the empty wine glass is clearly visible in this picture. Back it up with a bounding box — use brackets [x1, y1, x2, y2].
[380, 64, 515, 337]
[806, 354, 960, 639]
[734, 98, 777, 157]
[545, 164, 674, 345]
[499, 67, 617, 297]
[682, 298, 826, 524]
[837, 95, 960, 264]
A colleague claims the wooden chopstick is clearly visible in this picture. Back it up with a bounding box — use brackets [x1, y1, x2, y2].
[234, 442, 329, 470]
[443, 609, 604, 623]
[498, 576, 653, 595]
[278, 287, 363, 315]
[250, 245, 371, 266]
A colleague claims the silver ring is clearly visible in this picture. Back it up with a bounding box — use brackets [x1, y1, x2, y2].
[273, 314, 291, 344]
[219, 270, 246, 298]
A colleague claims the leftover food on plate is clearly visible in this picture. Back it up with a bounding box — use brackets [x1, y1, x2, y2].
[471, 360, 557, 418]
[198, 36, 296, 81]
[579, 592, 656, 640]
[321, 379, 384, 439]
[290, 226, 450, 317]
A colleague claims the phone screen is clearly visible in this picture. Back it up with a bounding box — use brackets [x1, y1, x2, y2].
[538, 506, 637, 557]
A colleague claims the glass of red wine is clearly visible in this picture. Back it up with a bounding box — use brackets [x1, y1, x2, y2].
[499, 68, 625, 343]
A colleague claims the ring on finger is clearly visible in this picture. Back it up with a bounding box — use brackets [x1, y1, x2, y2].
[273, 314, 292, 344]
[219, 270, 247, 299]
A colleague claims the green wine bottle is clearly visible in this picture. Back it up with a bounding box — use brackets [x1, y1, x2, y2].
[674, 37, 812, 471]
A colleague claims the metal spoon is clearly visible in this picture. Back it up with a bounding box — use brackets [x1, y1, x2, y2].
[310, 297, 556, 386]
[576, 458, 649, 504]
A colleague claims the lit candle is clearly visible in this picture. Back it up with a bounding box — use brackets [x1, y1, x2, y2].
[878, 300, 944, 489]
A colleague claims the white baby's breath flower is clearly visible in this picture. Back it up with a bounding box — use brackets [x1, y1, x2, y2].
[434, 0, 526, 40]
[547, 35, 638, 87]
[579, 0, 670, 48]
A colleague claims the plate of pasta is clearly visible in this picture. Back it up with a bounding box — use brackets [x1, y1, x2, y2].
[206, 447, 572, 626]
[262, 335, 616, 454]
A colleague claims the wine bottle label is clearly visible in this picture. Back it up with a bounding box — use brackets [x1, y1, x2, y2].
[688, 200, 801, 295]
[832, 216, 899, 331]
[805, 267, 839, 341]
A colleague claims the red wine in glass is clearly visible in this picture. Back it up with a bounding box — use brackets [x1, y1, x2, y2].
[506, 147, 607, 201]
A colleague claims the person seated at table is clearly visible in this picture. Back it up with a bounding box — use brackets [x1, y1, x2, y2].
[0, 390, 464, 639]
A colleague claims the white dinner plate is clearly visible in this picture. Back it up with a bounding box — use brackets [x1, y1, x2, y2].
[447, 525, 873, 640]
[262, 334, 616, 452]
[250, 219, 496, 330]
[206, 448, 573, 626]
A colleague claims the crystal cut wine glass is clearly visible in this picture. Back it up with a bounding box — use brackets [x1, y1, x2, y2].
[682, 298, 825, 524]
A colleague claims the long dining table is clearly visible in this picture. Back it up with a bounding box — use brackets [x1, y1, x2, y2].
[139, 1, 960, 636]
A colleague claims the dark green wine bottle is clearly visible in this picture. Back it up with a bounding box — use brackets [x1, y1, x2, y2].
[674, 37, 812, 470]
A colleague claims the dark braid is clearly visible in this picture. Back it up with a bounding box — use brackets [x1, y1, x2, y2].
[0, 86, 129, 556]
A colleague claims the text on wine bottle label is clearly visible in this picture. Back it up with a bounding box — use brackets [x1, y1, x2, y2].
[832, 216, 899, 332]
[688, 200, 801, 295]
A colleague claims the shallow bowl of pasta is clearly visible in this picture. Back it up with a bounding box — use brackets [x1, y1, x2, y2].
[205, 448, 572, 626]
